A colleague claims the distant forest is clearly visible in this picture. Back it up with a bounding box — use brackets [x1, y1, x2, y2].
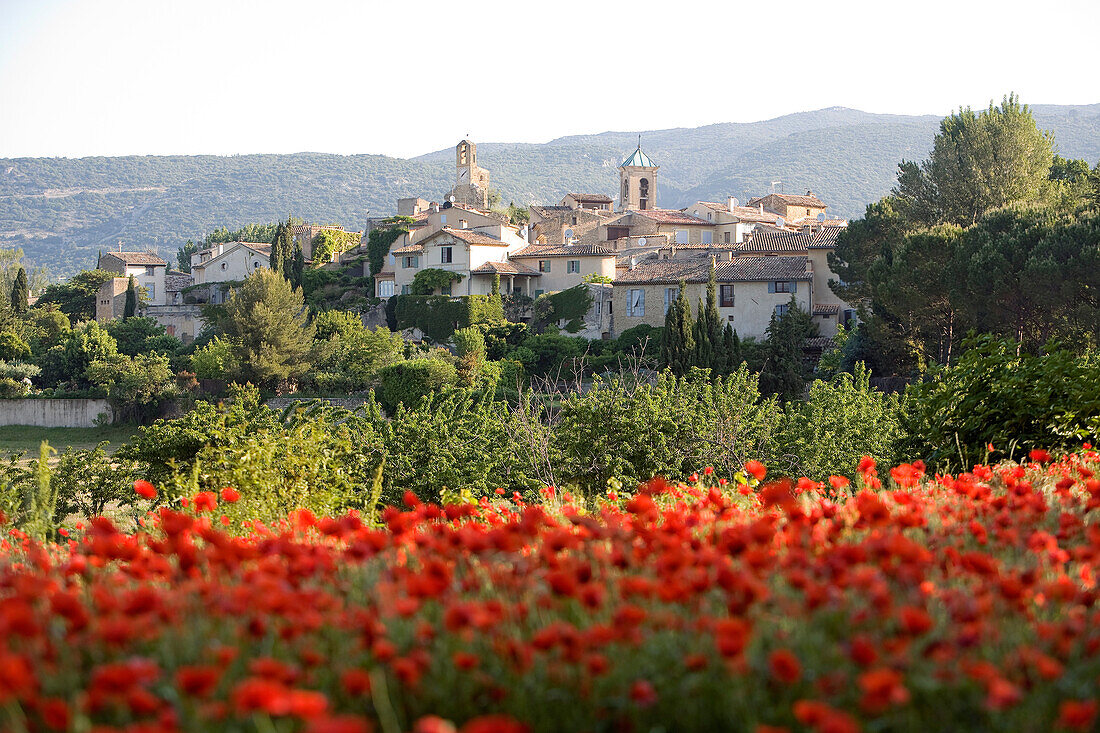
[2, 104, 1098, 278]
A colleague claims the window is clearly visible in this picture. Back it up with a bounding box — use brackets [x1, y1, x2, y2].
[639, 178, 649, 210]
[535, 289, 544, 298]
[707, 212, 713, 221]
[254, 262, 261, 269]
[775, 303, 790, 317]
[401, 285, 410, 295]
[145, 266, 157, 276]
[441, 246, 453, 264]
[459, 219, 467, 229]
[403, 256, 419, 268]
[146, 284, 155, 301]
[675, 230, 688, 244]
[701, 230, 713, 245]
[627, 288, 645, 317]
[221, 262, 228, 270]
[378, 281, 395, 297]
[622, 179, 629, 203]
[724, 231, 731, 244]
[720, 284, 735, 308]
[770, 281, 796, 293]
[571, 216, 577, 225]
[595, 301, 601, 316]
[538, 260, 551, 273]
[567, 260, 580, 274]
[608, 301, 612, 314]
[440, 214, 447, 224]
[664, 287, 677, 314]
[441, 284, 452, 296]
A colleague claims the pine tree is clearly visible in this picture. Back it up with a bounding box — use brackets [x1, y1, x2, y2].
[291, 242, 305, 288]
[123, 276, 137, 318]
[660, 281, 695, 376]
[10, 267, 28, 314]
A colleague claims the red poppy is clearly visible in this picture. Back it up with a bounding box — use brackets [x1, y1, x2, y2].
[744, 460, 767, 481]
[134, 480, 157, 499]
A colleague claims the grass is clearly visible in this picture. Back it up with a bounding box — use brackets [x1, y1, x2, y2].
[0, 425, 138, 457]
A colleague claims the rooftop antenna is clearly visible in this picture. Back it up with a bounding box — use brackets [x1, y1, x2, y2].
[637, 134, 641, 149]
[770, 180, 781, 194]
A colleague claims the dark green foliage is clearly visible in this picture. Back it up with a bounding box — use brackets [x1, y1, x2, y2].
[220, 269, 314, 388]
[393, 294, 503, 343]
[894, 95, 1054, 226]
[39, 321, 118, 389]
[533, 285, 593, 334]
[304, 312, 404, 394]
[902, 336, 1100, 471]
[123, 276, 137, 319]
[310, 229, 359, 266]
[660, 282, 695, 376]
[10, 267, 28, 314]
[176, 240, 198, 272]
[106, 317, 181, 357]
[692, 263, 730, 375]
[759, 298, 816, 402]
[0, 331, 31, 362]
[36, 269, 117, 322]
[375, 358, 458, 415]
[291, 242, 304, 288]
[269, 219, 294, 280]
[51, 443, 140, 523]
[410, 268, 464, 296]
[365, 222, 409, 295]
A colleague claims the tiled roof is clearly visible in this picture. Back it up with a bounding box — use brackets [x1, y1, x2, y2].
[716, 256, 810, 282]
[748, 193, 827, 209]
[471, 261, 541, 276]
[241, 242, 272, 256]
[729, 206, 784, 224]
[804, 336, 837, 350]
[165, 270, 193, 291]
[101, 252, 167, 266]
[567, 193, 613, 203]
[696, 201, 729, 211]
[634, 209, 712, 225]
[813, 304, 841, 316]
[511, 243, 614, 258]
[615, 260, 709, 284]
[739, 230, 812, 253]
[430, 227, 511, 246]
[808, 226, 845, 249]
[530, 205, 574, 217]
[392, 244, 424, 255]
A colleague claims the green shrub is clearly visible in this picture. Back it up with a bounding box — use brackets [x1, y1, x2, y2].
[375, 358, 458, 415]
[779, 362, 904, 480]
[903, 335, 1100, 470]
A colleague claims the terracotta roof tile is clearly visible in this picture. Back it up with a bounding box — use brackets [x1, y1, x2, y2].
[813, 304, 841, 316]
[748, 193, 827, 209]
[566, 193, 613, 203]
[738, 230, 812, 253]
[511, 243, 614, 258]
[101, 252, 167, 266]
[614, 260, 710, 284]
[633, 209, 712, 225]
[471, 261, 542, 276]
[716, 256, 810, 282]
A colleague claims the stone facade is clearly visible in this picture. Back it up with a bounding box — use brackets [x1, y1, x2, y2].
[747, 192, 827, 223]
[448, 139, 491, 208]
[96, 278, 130, 323]
[98, 251, 167, 305]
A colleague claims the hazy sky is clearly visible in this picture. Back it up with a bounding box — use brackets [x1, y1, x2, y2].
[2, 0, 1097, 160]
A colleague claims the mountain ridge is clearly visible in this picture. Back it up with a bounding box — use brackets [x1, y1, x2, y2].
[2, 105, 1098, 278]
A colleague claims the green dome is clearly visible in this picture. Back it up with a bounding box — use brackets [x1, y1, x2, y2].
[620, 146, 656, 168]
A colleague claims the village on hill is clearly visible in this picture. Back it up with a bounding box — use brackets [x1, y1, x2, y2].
[93, 138, 853, 356]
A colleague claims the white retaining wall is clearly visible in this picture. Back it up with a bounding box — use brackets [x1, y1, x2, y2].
[0, 399, 114, 428]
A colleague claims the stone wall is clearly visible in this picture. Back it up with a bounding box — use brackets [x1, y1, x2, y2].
[0, 399, 113, 427]
[264, 396, 376, 412]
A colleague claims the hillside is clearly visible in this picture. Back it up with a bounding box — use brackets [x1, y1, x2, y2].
[2, 105, 1098, 278]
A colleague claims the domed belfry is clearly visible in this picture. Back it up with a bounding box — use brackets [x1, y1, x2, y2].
[618, 141, 658, 212]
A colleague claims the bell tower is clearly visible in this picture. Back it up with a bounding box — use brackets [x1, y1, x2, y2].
[618, 140, 658, 212]
[452, 138, 491, 207]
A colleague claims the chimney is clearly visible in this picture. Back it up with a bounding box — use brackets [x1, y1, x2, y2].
[117, 241, 123, 252]
[629, 256, 637, 270]
[727, 196, 736, 212]
[726, 250, 734, 262]
[759, 204, 764, 214]
[806, 190, 813, 196]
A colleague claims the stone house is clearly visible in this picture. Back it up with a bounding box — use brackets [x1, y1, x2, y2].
[390, 226, 532, 297]
[746, 192, 827, 223]
[682, 199, 786, 245]
[509, 242, 617, 299]
[291, 224, 362, 261]
[97, 251, 168, 305]
[612, 256, 815, 340]
[190, 241, 271, 284]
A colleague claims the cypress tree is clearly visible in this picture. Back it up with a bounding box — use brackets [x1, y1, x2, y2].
[269, 222, 285, 276]
[123, 275, 137, 318]
[10, 267, 28, 314]
[723, 324, 741, 374]
[692, 261, 725, 373]
[660, 281, 695, 376]
[291, 242, 305, 288]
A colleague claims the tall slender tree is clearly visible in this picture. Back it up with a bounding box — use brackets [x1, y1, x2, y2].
[692, 261, 726, 374]
[123, 276, 137, 319]
[9, 267, 28, 314]
[269, 221, 285, 276]
[660, 281, 695, 376]
[291, 242, 305, 289]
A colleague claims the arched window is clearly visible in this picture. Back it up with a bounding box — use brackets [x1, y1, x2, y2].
[622, 179, 629, 203]
[639, 178, 649, 210]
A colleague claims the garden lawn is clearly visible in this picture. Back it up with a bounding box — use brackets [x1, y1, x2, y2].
[0, 425, 137, 457]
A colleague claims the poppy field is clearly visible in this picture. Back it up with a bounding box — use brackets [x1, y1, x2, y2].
[2, 449, 1100, 732]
